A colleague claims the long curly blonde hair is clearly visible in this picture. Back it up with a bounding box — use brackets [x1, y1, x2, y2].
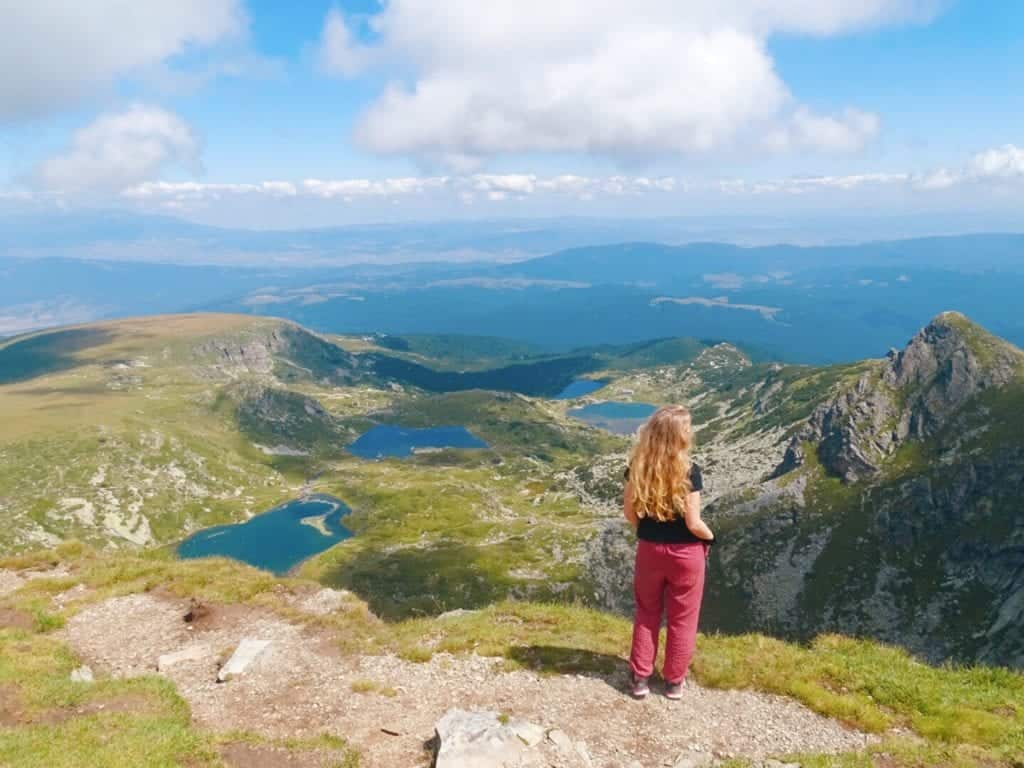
[628, 405, 694, 522]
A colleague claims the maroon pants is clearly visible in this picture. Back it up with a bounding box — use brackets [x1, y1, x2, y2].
[629, 539, 707, 684]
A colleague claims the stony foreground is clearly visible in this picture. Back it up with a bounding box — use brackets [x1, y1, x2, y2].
[56, 587, 868, 767]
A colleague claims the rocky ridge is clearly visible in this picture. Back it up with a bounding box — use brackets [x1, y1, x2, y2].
[712, 313, 1024, 665]
[778, 312, 1022, 483]
[577, 313, 1024, 667]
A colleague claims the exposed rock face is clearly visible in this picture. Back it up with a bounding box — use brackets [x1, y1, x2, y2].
[572, 313, 1024, 666]
[777, 312, 1022, 483]
[200, 329, 282, 376]
[885, 311, 1019, 436]
[704, 313, 1024, 667]
[198, 322, 359, 384]
[235, 384, 350, 456]
[804, 369, 899, 482]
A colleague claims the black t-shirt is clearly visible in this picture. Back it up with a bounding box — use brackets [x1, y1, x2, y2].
[624, 463, 708, 544]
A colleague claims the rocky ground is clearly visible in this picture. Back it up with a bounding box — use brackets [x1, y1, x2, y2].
[21, 570, 871, 768]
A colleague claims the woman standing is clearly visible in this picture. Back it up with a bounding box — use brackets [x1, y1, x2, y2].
[623, 405, 714, 700]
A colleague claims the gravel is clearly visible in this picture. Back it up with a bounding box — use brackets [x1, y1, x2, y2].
[63, 592, 873, 768]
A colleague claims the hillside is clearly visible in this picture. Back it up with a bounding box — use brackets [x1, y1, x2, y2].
[1, 310, 1024, 765]
[1, 545, 1021, 767]
[581, 312, 1024, 667]
[712, 313, 1024, 667]
[0, 313, 724, 551]
[2, 311, 1023, 670]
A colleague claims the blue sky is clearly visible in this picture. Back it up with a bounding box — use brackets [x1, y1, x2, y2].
[0, 1, 1022, 229]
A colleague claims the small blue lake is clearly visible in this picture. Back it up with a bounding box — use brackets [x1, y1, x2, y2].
[554, 379, 609, 400]
[347, 425, 488, 459]
[177, 495, 351, 575]
[568, 401, 658, 435]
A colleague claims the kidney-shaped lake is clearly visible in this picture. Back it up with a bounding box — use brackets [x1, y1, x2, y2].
[177, 495, 351, 575]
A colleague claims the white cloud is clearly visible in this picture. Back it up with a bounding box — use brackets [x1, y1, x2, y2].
[719, 172, 907, 195]
[302, 177, 449, 199]
[39, 106, 200, 192]
[910, 144, 1024, 191]
[123, 180, 298, 200]
[969, 144, 1024, 180]
[108, 141, 1024, 210]
[318, 1, 934, 165]
[116, 173, 691, 206]
[0, 188, 33, 202]
[318, 9, 372, 77]
[0, 1, 243, 121]
[768, 107, 881, 152]
[913, 167, 958, 190]
[468, 174, 680, 199]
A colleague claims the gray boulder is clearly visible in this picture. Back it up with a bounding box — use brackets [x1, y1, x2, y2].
[434, 709, 547, 768]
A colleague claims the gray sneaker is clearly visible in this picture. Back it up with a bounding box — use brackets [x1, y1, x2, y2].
[630, 674, 650, 699]
[665, 679, 686, 700]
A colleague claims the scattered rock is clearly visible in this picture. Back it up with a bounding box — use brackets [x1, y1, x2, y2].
[157, 645, 209, 672]
[434, 709, 536, 767]
[673, 751, 714, 768]
[438, 608, 478, 620]
[51, 583, 90, 609]
[295, 588, 350, 617]
[509, 719, 545, 747]
[65, 593, 873, 767]
[547, 728, 574, 753]
[217, 639, 270, 682]
[575, 740, 594, 767]
[70, 666, 94, 683]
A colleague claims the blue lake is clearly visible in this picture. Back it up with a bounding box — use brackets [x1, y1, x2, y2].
[568, 401, 658, 434]
[554, 379, 609, 400]
[347, 425, 488, 459]
[177, 495, 351, 575]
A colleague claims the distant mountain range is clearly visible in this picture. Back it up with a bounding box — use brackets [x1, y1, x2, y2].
[3, 222, 1024, 363]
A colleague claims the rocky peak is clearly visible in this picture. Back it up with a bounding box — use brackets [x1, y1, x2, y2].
[883, 311, 1020, 438]
[776, 313, 1022, 483]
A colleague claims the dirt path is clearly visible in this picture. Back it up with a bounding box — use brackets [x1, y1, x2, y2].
[62, 592, 872, 767]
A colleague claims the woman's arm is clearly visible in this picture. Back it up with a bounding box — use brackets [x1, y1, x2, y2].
[682, 491, 714, 541]
[623, 482, 639, 529]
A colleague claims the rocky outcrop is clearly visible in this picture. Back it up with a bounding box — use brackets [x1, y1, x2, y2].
[234, 385, 350, 456]
[884, 311, 1019, 436]
[705, 314, 1024, 666]
[198, 322, 359, 384]
[775, 312, 1022, 483]
[199, 328, 284, 376]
